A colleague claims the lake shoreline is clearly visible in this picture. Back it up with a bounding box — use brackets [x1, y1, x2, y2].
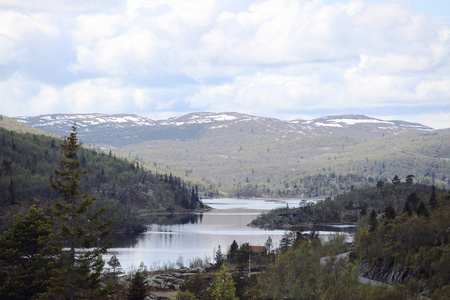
[247, 221, 357, 231]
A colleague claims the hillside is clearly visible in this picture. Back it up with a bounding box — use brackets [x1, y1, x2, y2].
[0, 122, 204, 232]
[250, 181, 445, 229]
[14, 112, 450, 197]
[252, 183, 450, 298]
[0, 115, 57, 137]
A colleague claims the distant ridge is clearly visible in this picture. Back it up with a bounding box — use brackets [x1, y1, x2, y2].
[0, 114, 57, 137]
[6, 112, 450, 197]
[14, 112, 434, 147]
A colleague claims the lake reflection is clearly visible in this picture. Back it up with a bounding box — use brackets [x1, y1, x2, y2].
[106, 198, 354, 272]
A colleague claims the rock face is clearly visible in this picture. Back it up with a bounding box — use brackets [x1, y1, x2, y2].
[145, 273, 184, 290]
[358, 261, 412, 285]
[141, 266, 209, 291]
[358, 260, 428, 294]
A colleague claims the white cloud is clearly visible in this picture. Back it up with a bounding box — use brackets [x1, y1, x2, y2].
[72, 28, 163, 76]
[187, 73, 340, 114]
[0, 0, 449, 129]
[73, 14, 122, 45]
[0, 11, 59, 65]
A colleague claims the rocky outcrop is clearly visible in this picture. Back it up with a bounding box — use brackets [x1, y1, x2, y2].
[145, 273, 184, 290]
[142, 266, 210, 291]
[358, 260, 428, 294]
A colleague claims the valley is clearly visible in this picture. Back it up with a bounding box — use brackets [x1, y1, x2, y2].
[1, 112, 450, 299]
[15, 112, 450, 198]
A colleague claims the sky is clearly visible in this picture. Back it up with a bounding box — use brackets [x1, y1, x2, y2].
[0, 0, 449, 129]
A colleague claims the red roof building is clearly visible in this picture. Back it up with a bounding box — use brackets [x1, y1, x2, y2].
[250, 246, 265, 253]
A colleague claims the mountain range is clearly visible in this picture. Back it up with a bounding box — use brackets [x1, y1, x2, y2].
[15, 112, 435, 147]
[14, 112, 450, 197]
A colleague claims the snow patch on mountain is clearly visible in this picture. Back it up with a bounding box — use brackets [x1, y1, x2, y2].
[315, 122, 344, 128]
[327, 118, 394, 126]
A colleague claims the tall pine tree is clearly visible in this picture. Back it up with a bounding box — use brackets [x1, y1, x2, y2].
[46, 125, 113, 299]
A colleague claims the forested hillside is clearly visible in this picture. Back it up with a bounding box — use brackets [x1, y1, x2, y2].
[16, 112, 450, 198]
[246, 183, 450, 298]
[0, 126, 203, 232]
[251, 180, 446, 229]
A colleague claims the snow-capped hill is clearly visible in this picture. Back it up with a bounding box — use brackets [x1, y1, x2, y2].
[14, 112, 435, 147]
[16, 113, 155, 129]
[160, 112, 240, 126]
[289, 115, 433, 133]
[160, 112, 273, 127]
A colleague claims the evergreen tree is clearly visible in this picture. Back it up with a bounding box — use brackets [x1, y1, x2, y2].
[429, 185, 438, 209]
[265, 236, 273, 255]
[215, 245, 225, 267]
[392, 175, 400, 185]
[280, 231, 296, 252]
[126, 272, 149, 300]
[7, 179, 15, 205]
[236, 243, 252, 268]
[403, 200, 412, 215]
[178, 272, 206, 299]
[369, 209, 378, 232]
[416, 201, 430, 219]
[406, 174, 415, 185]
[228, 240, 239, 262]
[406, 192, 421, 212]
[383, 204, 396, 220]
[0, 205, 57, 299]
[107, 254, 123, 281]
[47, 125, 113, 299]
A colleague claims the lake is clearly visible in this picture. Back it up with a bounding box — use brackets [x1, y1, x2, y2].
[105, 198, 355, 272]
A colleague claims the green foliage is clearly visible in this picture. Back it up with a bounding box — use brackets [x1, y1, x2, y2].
[45, 125, 112, 299]
[207, 265, 238, 300]
[0, 126, 204, 232]
[257, 230, 429, 299]
[126, 272, 149, 300]
[178, 272, 207, 299]
[176, 290, 197, 300]
[258, 233, 322, 299]
[0, 205, 57, 299]
[384, 204, 396, 220]
[228, 240, 239, 262]
[116, 124, 450, 198]
[354, 194, 450, 296]
[251, 182, 446, 229]
[369, 209, 378, 232]
[215, 245, 225, 267]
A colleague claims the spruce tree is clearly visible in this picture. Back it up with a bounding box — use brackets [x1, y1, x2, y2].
[392, 175, 400, 185]
[416, 201, 430, 219]
[383, 204, 396, 220]
[403, 200, 412, 215]
[215, 245, 225, 267]
[0, 205, 57, 299]
[126, 272, 149, 300]
[228, 240, 239, 262]
[429, 185, 438, 209]
[369, 209, 378, 232]
[47, 125, 113, 299]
